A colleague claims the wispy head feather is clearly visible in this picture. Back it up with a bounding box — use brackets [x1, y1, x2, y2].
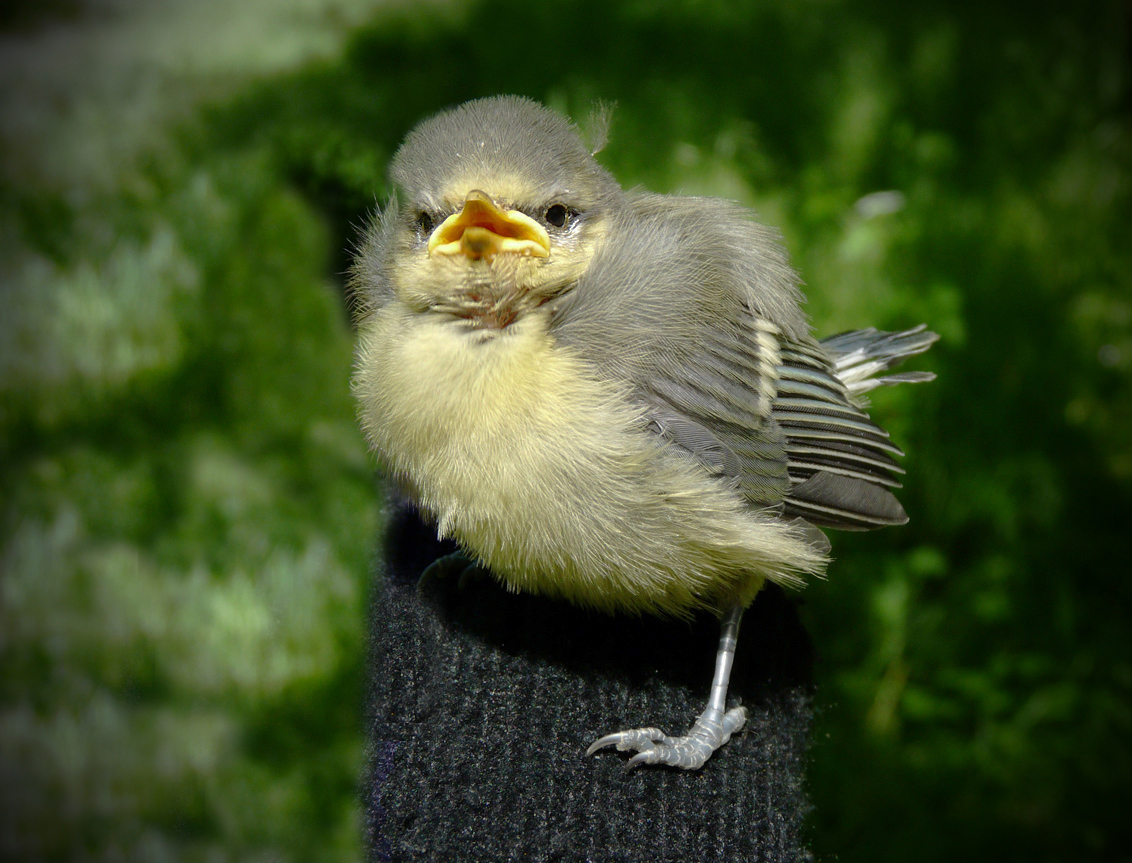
[584, 101, 616, 155]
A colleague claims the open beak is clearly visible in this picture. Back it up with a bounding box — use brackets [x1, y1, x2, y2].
[427, 190, 551, 261]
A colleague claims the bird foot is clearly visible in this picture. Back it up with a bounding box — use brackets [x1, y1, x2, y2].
[586, 704, 748, 770]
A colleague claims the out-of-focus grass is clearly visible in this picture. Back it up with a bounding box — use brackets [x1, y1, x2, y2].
[3, 0, 1130, 860]
[0, 152, 380, 860]
[0, 3, 387, 861]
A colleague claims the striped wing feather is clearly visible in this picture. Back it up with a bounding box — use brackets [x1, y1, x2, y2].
[776, 340, 909, 530]
[642, 314, 936, 531]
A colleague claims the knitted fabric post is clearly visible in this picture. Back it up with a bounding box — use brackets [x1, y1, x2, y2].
[365, 502, 815, 863]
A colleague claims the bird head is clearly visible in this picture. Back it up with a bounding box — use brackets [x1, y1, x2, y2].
[376, 96, 623, 330]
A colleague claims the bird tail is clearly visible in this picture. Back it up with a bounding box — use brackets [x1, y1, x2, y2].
[821, 324, 939, 396]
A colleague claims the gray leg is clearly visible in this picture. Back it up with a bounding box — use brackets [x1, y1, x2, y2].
[586, 603, 748, 770]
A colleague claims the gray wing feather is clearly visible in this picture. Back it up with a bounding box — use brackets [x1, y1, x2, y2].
[640, 307, 791, 508]
[823, 324, 939, 395]
[645, 408, 743, 482]
[638, 323, 936, 531]
[777, 327, 938, 529]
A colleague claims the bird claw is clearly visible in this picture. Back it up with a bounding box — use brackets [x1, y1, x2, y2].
[587, 705, 748, 770]
[585, 727, 667, 756]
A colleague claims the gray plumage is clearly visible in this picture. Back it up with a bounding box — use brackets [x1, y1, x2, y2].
[351, 95, 937, 769]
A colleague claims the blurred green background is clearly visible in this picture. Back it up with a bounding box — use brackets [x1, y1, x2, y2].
[2, 0, 1129, 860]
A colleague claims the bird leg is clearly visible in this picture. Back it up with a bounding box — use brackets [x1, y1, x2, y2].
[587, 603, 748, 770]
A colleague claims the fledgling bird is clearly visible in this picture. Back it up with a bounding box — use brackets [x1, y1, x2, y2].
[352, 95, 937, 770]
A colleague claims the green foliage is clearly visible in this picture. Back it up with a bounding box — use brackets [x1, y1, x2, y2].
[1, 125, 377, 860]
[3, 0, 1129, 860]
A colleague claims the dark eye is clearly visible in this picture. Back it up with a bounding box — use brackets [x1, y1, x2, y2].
[415, 211, 435, 235]
[544, 204, 571, 228]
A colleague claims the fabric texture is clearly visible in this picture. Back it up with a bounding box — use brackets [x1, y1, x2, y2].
[365, 502, 815, 862]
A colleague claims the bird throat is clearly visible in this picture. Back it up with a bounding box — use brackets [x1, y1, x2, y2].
[431, 256, 553, 330]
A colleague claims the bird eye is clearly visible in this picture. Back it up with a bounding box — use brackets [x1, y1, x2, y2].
[414, 211, 435, 235]
[544, 204, 571, 229]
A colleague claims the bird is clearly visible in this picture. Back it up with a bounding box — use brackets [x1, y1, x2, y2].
[351, 95, 937, 770]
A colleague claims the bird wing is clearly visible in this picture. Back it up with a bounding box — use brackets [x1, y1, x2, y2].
[638, 304, 792, 510]
[639, 307, 913, 530]
[773, 336, 910, 530]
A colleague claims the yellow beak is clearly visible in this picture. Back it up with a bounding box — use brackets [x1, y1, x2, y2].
[427, 190, 551, 261]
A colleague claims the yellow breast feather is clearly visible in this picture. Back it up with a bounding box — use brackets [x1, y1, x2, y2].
[355, 303, 825, 617]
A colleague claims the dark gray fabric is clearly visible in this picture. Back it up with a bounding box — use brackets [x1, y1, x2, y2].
[365, 503, 815, 863]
